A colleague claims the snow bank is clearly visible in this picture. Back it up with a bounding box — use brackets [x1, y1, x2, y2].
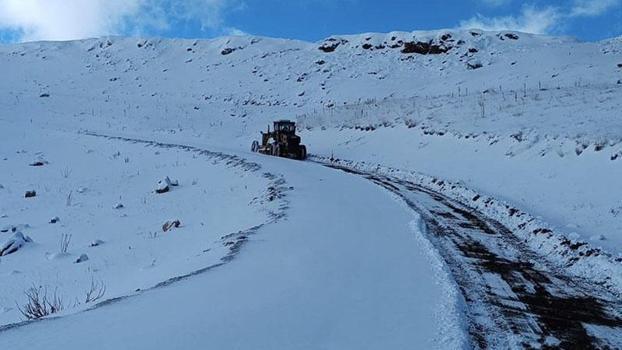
[312, 155, 622, 295]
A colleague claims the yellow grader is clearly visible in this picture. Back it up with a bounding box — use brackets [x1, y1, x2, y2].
[251, 120, 307, 160]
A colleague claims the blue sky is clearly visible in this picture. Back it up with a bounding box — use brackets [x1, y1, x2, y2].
[0, 0, 620, 43]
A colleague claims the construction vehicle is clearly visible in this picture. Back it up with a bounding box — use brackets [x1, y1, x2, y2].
[251, 120, 307, 160]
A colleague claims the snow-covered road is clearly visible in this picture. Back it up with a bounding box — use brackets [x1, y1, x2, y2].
[320, 161, 622, 349]
[0, 137, 466, 349]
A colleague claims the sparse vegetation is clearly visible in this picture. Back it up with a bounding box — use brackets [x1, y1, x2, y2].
[59, 233, 72, 254]
[84, 279, 106, 304]
[162, 219, 182, 232]
[61, 166, 72, 178]
[17, 285, 64, 320]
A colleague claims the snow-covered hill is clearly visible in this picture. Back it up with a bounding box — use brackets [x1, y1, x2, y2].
[2, 29, 620, 139]
[1, 30, 622, 341]
[1, 29, 620, 253]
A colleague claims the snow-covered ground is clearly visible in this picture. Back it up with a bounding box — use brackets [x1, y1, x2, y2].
[0, 28, 621, 347]
[0, 120, 279, 326]
[0, 30, 620, 256]
[0, 131, 466, 349]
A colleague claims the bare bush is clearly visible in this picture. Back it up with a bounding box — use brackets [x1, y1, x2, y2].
[66, 191, 72, 207]
[84, 279, 106, 303]
[60, 233, 72, 254]
[61, 167, 72, 179]
[17, 285, 64, 320]
[162, 220, 181, 232]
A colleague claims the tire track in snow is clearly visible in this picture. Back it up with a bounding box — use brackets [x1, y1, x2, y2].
[319, 161, 622, 349]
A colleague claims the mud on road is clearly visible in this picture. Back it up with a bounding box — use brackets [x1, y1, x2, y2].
[325, 163, 622, 349]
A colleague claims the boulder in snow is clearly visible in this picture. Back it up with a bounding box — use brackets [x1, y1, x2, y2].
[221, 47, 236, 55]
[155, 181, 169, 194]
[89, 239, 105, 247]
[49, 216, 60, 224]
[167, 177, 179, 187]
[29, 160, 47, 167]
[0, 231, 33, 256]
[24, 190, 37, 198]
[74, 254, 89, 264]
[155, 176, 179, 194]
[318, 38, 348, 53]
[113, 202, 124, 209]
[467, 59, 483, 70]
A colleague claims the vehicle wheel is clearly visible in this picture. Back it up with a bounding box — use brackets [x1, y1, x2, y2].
[251, 140, 259, 152]
[299, 145, 307, 160]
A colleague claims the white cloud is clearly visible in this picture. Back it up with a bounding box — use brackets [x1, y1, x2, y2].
[0, 0, 240, 42]
[459, 5, 561, 34]
[477, 0, 512, 7]
[570, 0, 621, 17]
[226, 27, 249, 36]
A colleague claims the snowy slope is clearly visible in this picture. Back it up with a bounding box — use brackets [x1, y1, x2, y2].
[3, 29, 602, 258]
[0, 132, 467, 349]
[0, 120, 281, 326]
[0, 29, 621, 346]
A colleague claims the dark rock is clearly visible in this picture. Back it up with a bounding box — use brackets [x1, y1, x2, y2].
[90, 239, 105, 247]
[221, 47, 236, 55]
[532, 228, 553, 235]
[0, 231, 33, 256]
[362, 43, 373, 50]
[504, 33, 520, 40]
[24, 190, 36, 198]
[402, 41, 449, 55]
[467, 61, 483, 70]
[318, 38, 348, 53]
[156, 185, 170, 194]
[75, 254, 89, 263]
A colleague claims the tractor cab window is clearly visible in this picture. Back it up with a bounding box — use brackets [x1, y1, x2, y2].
[275, 123, 295, 133]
